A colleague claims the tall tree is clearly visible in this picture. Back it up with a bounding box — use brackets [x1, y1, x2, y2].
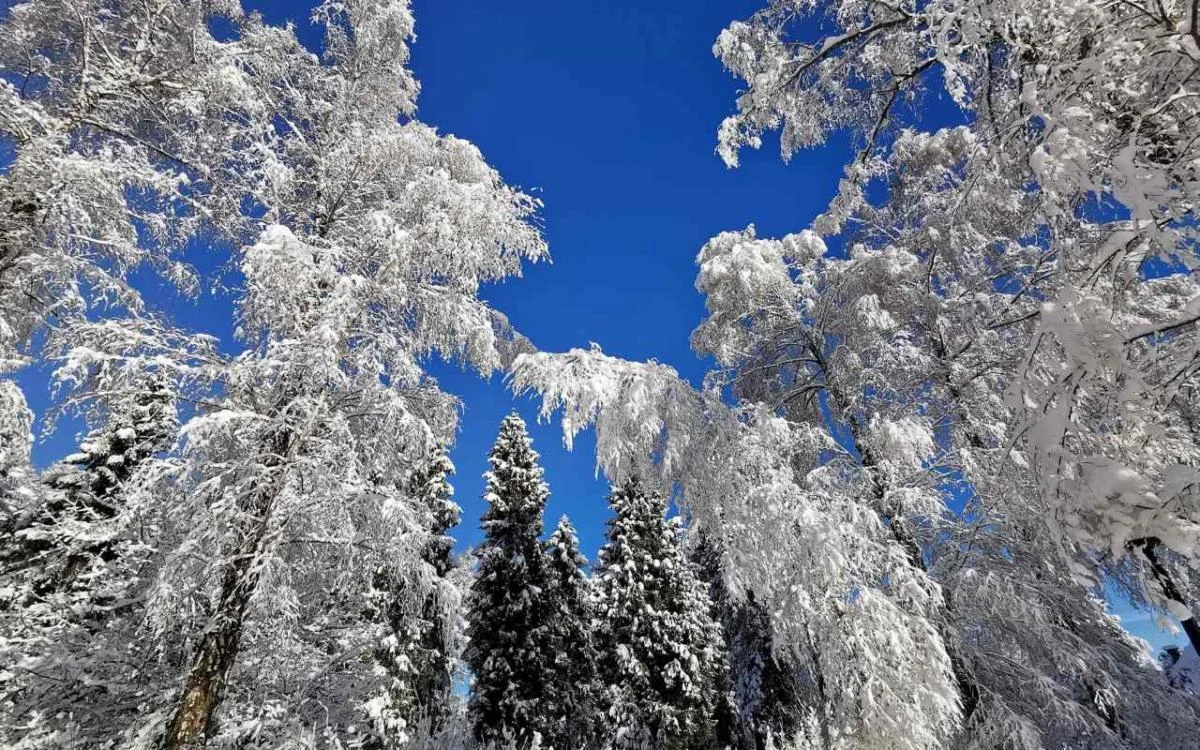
[0, 0, 288, 741]
[540, 515, 602, 750]
[2, 369, 174, 595]
[0, 380, 34, 525]
[593, 476, 727, 750]
[147, 2, 544, 744]
[513, 1, 1200, 746]
[0, 372, 180, 748]
[692, 534, 802, 750]
[1, 0, 547, 745]
[0, 0, 266, 497]
[709, 0, 1200, 651]
[465, 413, 553, 748]
[365, 445, 464, 747]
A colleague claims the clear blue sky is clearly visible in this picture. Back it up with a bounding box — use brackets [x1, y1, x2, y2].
[16, 0, 1178, 652]
[374, 0, 846, 559]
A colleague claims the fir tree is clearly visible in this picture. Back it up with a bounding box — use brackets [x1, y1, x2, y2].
[540, 515, 602, 749]
[693, 534, 803, 750]
[414, 446, 463, 580]
[7, 373, 177, 603]
[466, 413, 552, 747]
[594, 477, 728, 750]
[42, 372, 177, 511]
[0, 373, 179, 746]
[366, 445, 463, 747]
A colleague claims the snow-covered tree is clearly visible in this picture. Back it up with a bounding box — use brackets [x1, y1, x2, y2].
[364, 445, 464, 747]
[540, 515, 602, 750]
[933, 492, 1200, 749]
[593, 476, 727, 750]
[681, 187, 1200, 748]
[710, 0, 1200, 649]
[1, 0, 547, 746]
[0, 371, 179, 748]
[466, 413, 553, 748]
[42, 372, 177, 508]
[0, 0, 273, 735]
[0, 380, 35, 525]
[692, 534, 802, 750]
[514, 348, 962, 750]
[0, 0, 269, 489]
[513, 3, 1200, 746]
[146, 5, 544, 741]
[2, 369, 174, 597]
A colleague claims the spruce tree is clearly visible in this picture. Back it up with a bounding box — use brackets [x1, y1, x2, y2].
[594, 476, 728, 750]
[8, 373, 177, 602]
[540, 515, 602, 749]
[693, 535, 803, 750]
[41, 373, 176, 507]
[465, 413, 552, 747]
[366, 445, 463, 746]
[0, 374, 179, 745]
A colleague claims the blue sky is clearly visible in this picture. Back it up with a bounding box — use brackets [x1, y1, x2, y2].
[15, 0, 1179, 652]
[378, 0, 845, 560]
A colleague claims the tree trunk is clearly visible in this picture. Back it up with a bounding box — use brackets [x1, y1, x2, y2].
[162, 497, 273, 748]
[1139, 537, 1200, 655]
[806, 335, 983, 723]
[162, 429, 291, 748]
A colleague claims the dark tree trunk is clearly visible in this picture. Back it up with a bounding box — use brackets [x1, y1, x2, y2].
[1138, 537, 1200, 655]
[162, 495, 273, 748]
[805, 336, 983, 722]
[162, 429, 291, 748]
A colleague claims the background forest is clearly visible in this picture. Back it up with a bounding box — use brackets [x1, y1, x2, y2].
[2, 0, 1200, 748]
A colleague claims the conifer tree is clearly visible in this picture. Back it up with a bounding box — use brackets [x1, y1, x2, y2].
[540, 515, 602, 750]
[366, 445, 463, 747]
[465, 414, 552, 748]
[0, 372, 179, 746]
[4, 372, 177, 604]
[693, 535, 802, 750]
[414, 446, 463, 581]
[593, 477, 727, 750]
[43, 372, 177, 509]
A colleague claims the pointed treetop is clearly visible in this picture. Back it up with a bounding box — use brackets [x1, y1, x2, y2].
[407, 444, 460, 576]
[593, 474, 728, 749]
[549, 514, 580, 547]
[608, 474, 663, 513]
[493, 412, 535, 452]
[409, 443, 459, 532]
[467, 412, 554, 746]
[0, 381, 33, 479]
[482, 413, 547, 521]
[546, 515, 588, 584]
